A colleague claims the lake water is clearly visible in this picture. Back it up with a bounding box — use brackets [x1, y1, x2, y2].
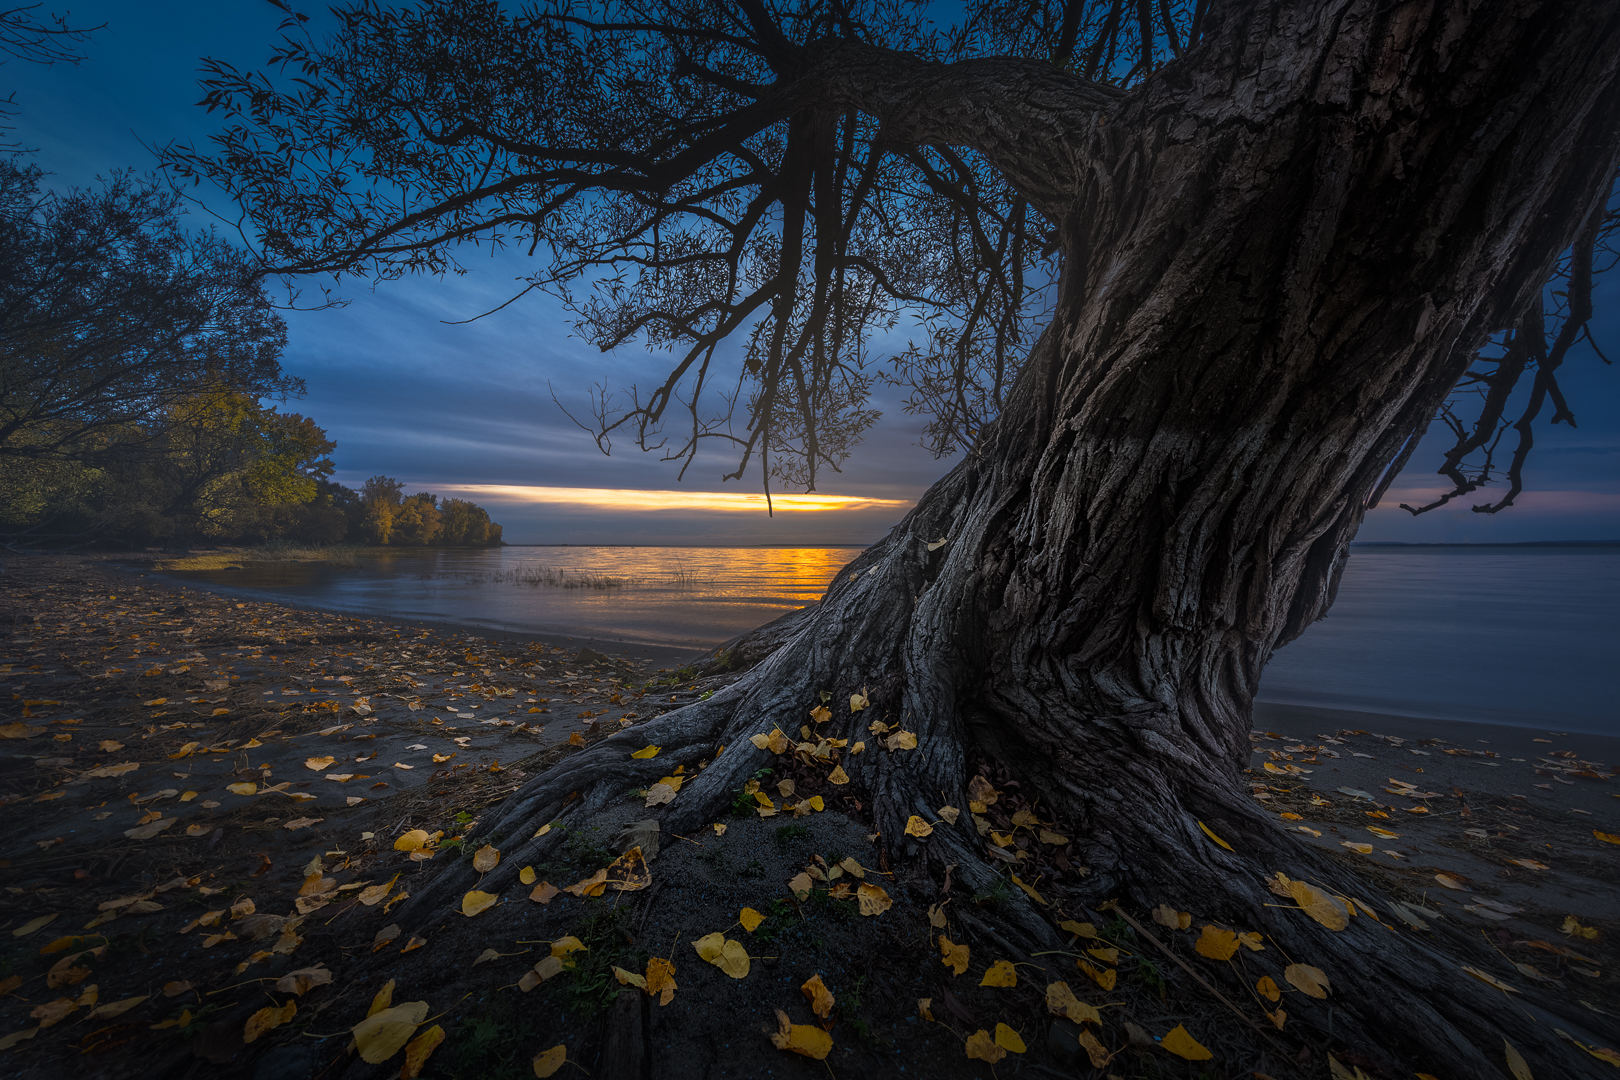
[156, 545, 1619, 735]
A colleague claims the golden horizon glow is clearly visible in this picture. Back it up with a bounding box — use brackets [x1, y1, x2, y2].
[434, 483, 912, 514]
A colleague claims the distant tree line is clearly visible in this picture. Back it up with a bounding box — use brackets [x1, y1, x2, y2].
[0, 157, 501, 551]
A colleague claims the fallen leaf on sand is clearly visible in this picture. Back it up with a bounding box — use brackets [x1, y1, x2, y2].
[644, 957, 677, 1005]
[1045, 981, 1100, 1024]
[275, 966, 333, 996]
[1285, 963, 1331, 999]
[856, 882, 892, 916]
[86, 994, 148, 1021]
[461, 891, 499, 917]
[11, 914, 57, 937]
[694, 933, 750, 978]
[1162, 1024, 1212, 1060]
[389, 832, 432, 857]
[980, 960, 1017, 987]
[1077, 958, 1117, 991]
[965, 1029, 1005, 1064]
[770, 1009, 832, 1059]
[351, 1001, 428, 1063]
[787, 872, 812, 901]
[244, 1000, 296, 1043]
[644, 782, 675, 807]
[604, 846, 652, 891]
[802, 974, 834, 1018]
[125, 818, 176, 840]
[1078, 1028, 1112, 1068]
[401, 1024, 445, 1079]
[532, 1045, 569, 1077]
[939, 935, 969, 976]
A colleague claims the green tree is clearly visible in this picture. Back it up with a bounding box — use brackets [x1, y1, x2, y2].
[0, 159, 297, 463]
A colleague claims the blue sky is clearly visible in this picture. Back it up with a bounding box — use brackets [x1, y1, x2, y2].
[8, 1, 1617, 545]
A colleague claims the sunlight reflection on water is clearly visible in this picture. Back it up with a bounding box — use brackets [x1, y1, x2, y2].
[159, 546, 859, 649]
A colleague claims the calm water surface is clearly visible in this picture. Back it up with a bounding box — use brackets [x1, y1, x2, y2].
[158, 545, 1619, 734]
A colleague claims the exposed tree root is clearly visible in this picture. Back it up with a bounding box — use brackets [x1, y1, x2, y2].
[394, 505, 1613, 1077]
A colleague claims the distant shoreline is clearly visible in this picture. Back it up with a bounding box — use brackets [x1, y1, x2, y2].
[1351, 539, 1620, 548]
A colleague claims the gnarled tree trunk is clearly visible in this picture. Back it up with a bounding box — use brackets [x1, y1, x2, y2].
[404, 1, 1620, 1072]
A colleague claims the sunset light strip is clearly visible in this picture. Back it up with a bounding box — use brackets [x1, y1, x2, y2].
[435, 484, 911, 513]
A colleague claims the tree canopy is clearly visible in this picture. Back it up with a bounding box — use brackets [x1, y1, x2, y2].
[167, 0, 1615, 510]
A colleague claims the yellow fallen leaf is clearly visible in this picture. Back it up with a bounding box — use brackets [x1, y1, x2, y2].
[226, 781, 257, 796]
[517, 866, 536, 886]
[461, 890, 499, 917]
[645, 957, 677, 1005]
[472, 845, 500, 872]
[769, 1008, 832, 1059]
[980, 960, 1017, 987]
[787, 872, 813, 901]
[86, 993, 149, 1021]
[1341, 841, 1375, 854]
[304, 756, 336, 771]
[1045, 981, 1100, 1024]
[530, 881, 560, 904]
[1194, 925, 1239, 961]
[1162, 1023, 1212, 1060]
[917, 998, 933, 1021]
[904, 815, 934, 838]
[739, 908, 765, 933]
[125, 817, 176, 840]
[244, 1000, 296, 1043]
[532, 1045, 568, 1077]
[964, 1028, 1005, 1064]
[801, 973, 834, 1018]
[401, 1024, 445, 1079]
[630, 744, 660, 759]
[11, 914, 57, 937]
[856, 882, 892, 916]
[394, 829, 430, 852]
[849, 690, 868, 712]
[1077, 959, 1116, 991]
[1285, 963, 1331, 999]
[1502, 1039, 1534, 1080]
[1562, 915, 1600, 941]
[568, 732, 584, 746]
[1462, 965, 1520, 993]
[613, 966, 646, 990]
[1011, 873, 1048, 905]
[1287, 879, 1349, 931]
[0, 1028, 38, 1051]
[353, 1001, 428, 1063]
[995, 1022, 1027, 1053]
[827, 765, 849, 785]
[1257, 975, 1281, 1002]
[1151, 904, 1191, 930]
[1059, 919, 1098, 940]
[1197, 821, 1233, 851]
[1367, 826, 1399, 839]
[368, 979, 395, 1018]
[1595, 830, 1620, 846]
[939, 935, 969, 975]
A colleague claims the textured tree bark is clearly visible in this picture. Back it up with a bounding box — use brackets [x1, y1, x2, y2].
[403, 0, 1620, 1072]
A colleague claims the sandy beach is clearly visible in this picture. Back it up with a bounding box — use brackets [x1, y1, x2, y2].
[1, 553, 1616, 1079]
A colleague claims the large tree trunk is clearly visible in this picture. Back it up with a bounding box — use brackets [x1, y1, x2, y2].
[404, 1, 1620, 1072]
